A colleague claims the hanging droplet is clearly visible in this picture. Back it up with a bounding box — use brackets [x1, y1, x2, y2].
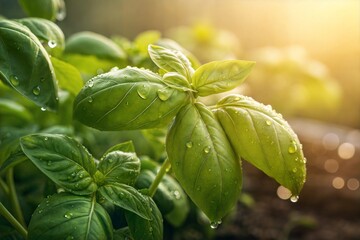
[44, 137, 48, 141]
[48, 40, 57, 48]
[173, 190, 181, 200]
[137, 84, 150, 99]
[41, 106, 47, 112]
[290, 195, 299, 203]
[288, 140, 298, 154]
[56, 1, 66, 21]
[32, 86, 41, 96]
[186, 141, 193, 148]
[88, 97, 93, 103]
[64, 212, 73, 219]
[266, 120, 272, 126]
[10, 75, 19, 86]
[87, 80, 94, 88]
[157, 88, 172, 101]
[110, 66, 119, 72]
[210, 220, 222, 229]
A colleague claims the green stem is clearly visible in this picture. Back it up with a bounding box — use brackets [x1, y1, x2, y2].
[0, 177, 9, 195]
[6, 168, 26, 228]
[0, 202, 28, 238]
[148, 158, 171, 197]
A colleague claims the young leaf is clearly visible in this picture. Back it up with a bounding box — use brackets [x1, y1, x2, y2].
[102, 140, 135, 157]
[65, 31, 126, 61]
[98, 151, 140, 186]
[162, 72, 192, 91]
[51, 57, 83, 95]
[28, 193, 113, 240]
[148, 44, 194, 79]
[192, 60, 255, 96]
[73, 67, 190, 130]
[16, 17, 65, 56]
[125, 195, 163, 240]
[98, 183, 151, 220]
[213, 94, 306, 196]
[0, 20, 58, 110]
[18, 0, 65, 21]
[166, 103, 242, 222]
[20, 133, 97, 195]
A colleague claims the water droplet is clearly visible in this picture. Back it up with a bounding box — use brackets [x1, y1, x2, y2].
[44, 137, 48, 141]
[204, 146, 211, 154]
[210, 220, 222, 229]
[48, 40, 57, 48]
[208, 168, 212, 172]
[10, 75, 19, 86]
[32, 86, 41, 96]
[41, 106, 47, 112]
[186, 141, 193, 148]
[157, 88, 172, 101]
[266, 120, 272, 126]
[88, 97, 93, 103]
[38, 209, 43, 214]
[137, 84, 150, 99]
[290, 195, 299, 203]
[288, 141, 298, 154]
[292, 167, 297, 173]
[64, 212, 73, 219]
[110, 66, 119, 72]
[74, 183, 79, 188]
[87, 80, 94, 88]
[173, 190, 180, 200]
[79, 173, 84, 178]
[47, 160, 52, 166]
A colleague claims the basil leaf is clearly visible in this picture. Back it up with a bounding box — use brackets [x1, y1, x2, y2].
[214, 94, 306, 196]
[98, 151, 140, 186]
[192, 60, 255, 96]
[18, 0, 66, 21]
[28, 193, 113, 240]
[148, 44, 194, 79]
[102, 141, 135, 157]
[0, 99, 32, 124]
[134, 30, 161, 54]
[16, 17, 65, 56]
[125, 195, 163, 240]
[20, 133, 98, 195]
[65, 31, 126, 61]
[51, 57, 83, 96]
[166, 103, 242, 222]
[73, 67, 190, 130]
[0, 20, 58, 110]
[98, 183, 151, 220]
[162, 72, 192, 91]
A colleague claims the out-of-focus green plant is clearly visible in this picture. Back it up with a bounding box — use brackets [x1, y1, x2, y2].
[244, 46, 342, 119]
[166, 22, 241, 63]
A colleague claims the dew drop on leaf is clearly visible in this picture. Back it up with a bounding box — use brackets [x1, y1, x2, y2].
[47, 40, 57, 48]
[40, 106, 47, 112]
[204, 146, 211, 154]
[56, 1, 66, 21]
[288, 140, 298, 154]
[173, 190, 181, 200]
[186, 141, 193, 148]
[44, 137, 48, 141]
[210, 220, 221, 229]
[292, 167, 297, 173]
[32, 86, 41, 96]
[157, 88, 172, 101]
[87, 80, 94, 88]
[47, 160, 52, 166]
[266, 120, 272, 126]
[137, 84, 150, 99]
[64, 212, 73, 219]
[10, 75, 19, 86]
[88, 97, 93, 103]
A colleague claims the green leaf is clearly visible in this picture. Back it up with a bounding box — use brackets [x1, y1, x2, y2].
[0, 151, 27, 174]
[125, 195, 163, 240]
[98, 151, 140, 186]
[166, 102, 242, 222]
[28, 193, 113, 240]
[16, 17, 65, 56]
[73, 67, 190, 130]
[148, 44, 194, 79]
[0, 20, 58, 110]
[192, 60, 255, 97]
[113, 227, 132, 240]
[0, 98, 32, 124]
[18, 0, 66, 21]
[65, 31, 126, 61]
[51, 57, 83, 95]
[20, 133, 98, 195]
[213, 94, 306, 196]
[134, 30, 161, 54]
[102, 141, 135, 157]
[98, 183, 151, 220]
[162, 72, 192, 91]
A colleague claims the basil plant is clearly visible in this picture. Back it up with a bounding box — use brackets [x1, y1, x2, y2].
[73, 44, 306, 227]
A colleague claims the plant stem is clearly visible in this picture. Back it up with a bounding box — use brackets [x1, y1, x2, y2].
[0, 177, 9, 195]
[148, 158, 171, 197]
[0, 202, 28, 238]
[6, 168, 26, 228]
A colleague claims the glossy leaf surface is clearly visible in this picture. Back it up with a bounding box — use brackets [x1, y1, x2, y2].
[214, 94, 306, 195]
[98, 151, 140, 186]
[20, 133, 97, 195]
[98, 183, 151, 220]
[28, 193, 113, 240]
[0, 20, 58, 110]
[73, 67, 190, 130]
[192, 60, 255, 96]
[65, 31, 126, 60]
[18, 0, 65, 21]
[148, 44, 194, 79]
[166, 102, 242, 221]
[125, 195, 163, 240]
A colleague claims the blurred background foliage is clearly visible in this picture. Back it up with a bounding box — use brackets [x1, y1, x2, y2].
[1, 0, 359, 127]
